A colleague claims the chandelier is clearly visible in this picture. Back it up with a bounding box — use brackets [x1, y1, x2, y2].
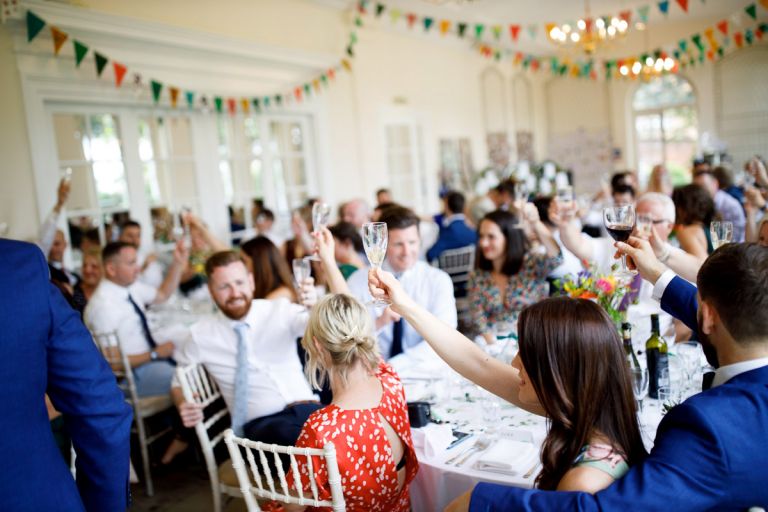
[547, 0, 630, 55]
[619, 55, 677, 79]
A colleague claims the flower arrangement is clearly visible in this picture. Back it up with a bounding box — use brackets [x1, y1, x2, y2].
[554, 265, 630, 327]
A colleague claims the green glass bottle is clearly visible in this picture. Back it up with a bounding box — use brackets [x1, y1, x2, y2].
[622, 322, 641, 370]
[645, 314, 668, 399]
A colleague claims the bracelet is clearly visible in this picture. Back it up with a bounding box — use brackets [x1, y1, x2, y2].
[658, 244, 672, 264]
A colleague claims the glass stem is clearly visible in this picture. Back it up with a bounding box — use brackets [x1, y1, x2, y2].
[621, 254, 629, 272]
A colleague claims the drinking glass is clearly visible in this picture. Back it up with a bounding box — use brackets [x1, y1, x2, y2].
[603, 204, 637, 281]
[676, 341, 701, 394]
[710, 221, 733, 250]
[636, 213, 653, 239]
[61, 167, 73, 183]
[657, 386, 674, 415]
[292, 257, 312, 287]
[307, 202, 332, 261]
[362, 222, 390, 306]
[513, 182, 528, 227]
[630, 367, 649, 414]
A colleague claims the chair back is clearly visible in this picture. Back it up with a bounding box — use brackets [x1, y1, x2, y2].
[224, 429, 345, 512]
[437, 244, 475, 289]
[91, 331, 139, 405]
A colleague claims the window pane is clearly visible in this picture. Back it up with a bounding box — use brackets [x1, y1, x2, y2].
[64, 164, 97, 211]
[143, 161, 163, 206]
[52, 114, 87, 161]
[633, 74, 695, 110]
[272, 159, 290, 213]
[169, 162, 199, 207]
[270, 121, 304, 154]
[386, 125, 411, 149]
[167, 117, 193, 157]
[665, 142, 697, 184]
[219, 160, 234, 205]
[244, 117, 263, 156]
[250, 159, 263, 198]
[662, 106, 698, 142]
[387, 152, 413, 176]
[636, 141, 664, 184]
[89, 115, 123, 162]
[92, 160, 129, 209]
[137, 119, 155, 162]
[217, 118, 231, 158]
[635, 114, 662, 141]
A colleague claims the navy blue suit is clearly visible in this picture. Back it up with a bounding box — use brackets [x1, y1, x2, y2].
[426, 216, 478, 262]
[660, 275, 699, 336]
[0, 239, 132, 511]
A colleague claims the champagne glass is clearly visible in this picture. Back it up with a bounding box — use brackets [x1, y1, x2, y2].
[292, 257, 312, 306]
[636, 213, 653, 239]
[362, 222, 390, 306]
[603, 204, 637, 281]
[513, 182, 528, 227]
[710, 221, 733, 250]
[556, 185, 574, 220]
[308, 202, 331, 261]
[61, 167, 73, 183]
[630, 367, 649, 414]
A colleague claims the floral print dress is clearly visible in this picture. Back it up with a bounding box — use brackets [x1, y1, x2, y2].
[291, 361, 418, 511]
[468, 251, 563, 335]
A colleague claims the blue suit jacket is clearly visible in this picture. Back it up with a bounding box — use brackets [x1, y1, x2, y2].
[660, 275, 699, 336]
[426, 218, 478, 262]
[0, 240, 132, 511]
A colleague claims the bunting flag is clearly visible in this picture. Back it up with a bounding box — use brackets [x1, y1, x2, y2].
[679, 39, 688, 52]
[717, 20, 729, 36]
[73, 40, 88, 67]
[509, 24, 520, 42]
[761, 0, 768, 9]
[457, 23, 467, 37]
[252, 97, 260, 111]
[527, 24, 538, 40]
[342, 59, 352, 71]
[226, 98, 236, 115]
[491, 25, 502, 40]
[150, 80, 163, 103]
[474, 24, 484, 39]
[240, 97, 250, 113]
[375, 3, 385, 17]
[94, 52, 108, 77]
[439, 19, 451, 35]
[51, 27, 68, 55]
[423, 17, 433, 32]
[746, 28, 754, 44]
[692, 33, 704, 50]
[113, 62, 127, 87]
[637, 5, 651, 23]
[214, 97, 223, 113]
[166, 87, 178, 107]
[389, 8, 401, 23]
[294, 87, 302, 102]
[26, 10, 45, 41]
[745, 3, 757, 20]
[406, 12, 417, 27]
[186, 91, 195, 109]
[658, 1, 670, 15]
[676, 0, 689, 13]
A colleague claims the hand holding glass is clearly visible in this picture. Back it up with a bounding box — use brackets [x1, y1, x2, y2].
[603, 204, 637, 281]
[308, 202, 331, 261]
[710, 221, 733, 249]
[362, 222, 390, 306]
[636, 213, 653, 239]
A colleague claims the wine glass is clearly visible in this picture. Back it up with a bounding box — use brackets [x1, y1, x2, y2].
[513, 182, 528, 226]
[676, 341, 701, 394]
[307, 202, 331, 261]
[710, 221, 733, 250]
[292, 257, 312, 305]
[362, 222, 390, 306]
[603, 204, 637, 281]
[630, 367, 649, 415]
[556, 185, 575, 221]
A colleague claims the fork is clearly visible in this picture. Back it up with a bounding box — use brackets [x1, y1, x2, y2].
[454, 437, 492, 467]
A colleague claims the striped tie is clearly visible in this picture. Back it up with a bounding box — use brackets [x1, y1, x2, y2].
[231, 322, 250, 436]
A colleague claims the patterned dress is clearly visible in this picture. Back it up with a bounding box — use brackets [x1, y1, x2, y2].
[292, 361, 418, 511]
[467, 251, 562, 335]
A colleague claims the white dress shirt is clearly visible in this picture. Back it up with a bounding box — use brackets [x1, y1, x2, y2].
[84, 279, 158, 356]
[347, 260, 457, 357]
[136, 247, 164, 288]
[176, 298, 315, 421]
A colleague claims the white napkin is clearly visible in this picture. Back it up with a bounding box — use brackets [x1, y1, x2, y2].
[472, 438, 538, 476]
[411, 423, 454, 459]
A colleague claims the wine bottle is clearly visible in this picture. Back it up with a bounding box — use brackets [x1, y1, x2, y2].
[622, 322, 641, 370]
[645, 314, 668, 399]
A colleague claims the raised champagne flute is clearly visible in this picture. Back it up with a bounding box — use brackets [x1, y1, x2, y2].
[292, 257, 312, 308]
[513, 182, 528, 227]
[362, 222, 390, 306]
[307, 202, 331, 261]
[556, 185, 574, 220]
[636, 213, 653, 239]
[603, 204, 637, 281]
[709, 221, 733, 250]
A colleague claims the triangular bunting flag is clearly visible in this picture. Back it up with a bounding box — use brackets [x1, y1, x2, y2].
[745, 3, 757, 20]
[637, 5, 651, 23]
[73, 40, 88, 67]
[492, 25, 502, 40]
[509, 24, 520, 42]
[294, 87, 302, 102]
[423, 17, 433, 31]
[312, 79, 321, 91]
[328, 68, 336, 80]
[169, 87, 179, 108]
[50, 27, 68, 56]
[658, 1, 670, 15]
[761, 0, 768, 9]
[679, 39, 688, 52]
[475, 24, 484, 39]
[531, 59, 540, 72]
[304, 84, 311, 95]
[389, 8, 401, 23]
[735, 32, 744, 47]
[527, 25, 538, 39]
[274, 95, 282, 106]
[545, 23, 556, 38]
[692, 34, 704, 50]
[717, 20, 728, 35]
[26, 11, 45, 42]
[94, 52, 108, 77]
[320, 74, 328, 84]
[214, 97, 223, 113]
[186, 91, 195, 109]
[252, 98, 261, 111]
[113, 62, 127, 87]
[263, 97, 270, 108]
[240, 98, 250, 113]
[227, 98, 236, 115]
[375, 3, 385, 17]
[706, 50, 714, 61]
[717, 47, 724, 57]
[439, 19, 451, 35]
[619, 10, 632, 23]
[406, 13, 417, 28]
[342, 59, 352, 71]
[457, 23, 467, 37]
[150, 80, 162, 103]
[745, 29, 754, 44]
[676, 0, 688, 12]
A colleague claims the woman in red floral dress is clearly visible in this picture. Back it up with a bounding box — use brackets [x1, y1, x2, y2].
[289, 293, 417, 511]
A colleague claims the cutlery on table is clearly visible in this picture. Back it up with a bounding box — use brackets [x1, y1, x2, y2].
[455, 437, 492, 467]
[523, 460, 541, 479]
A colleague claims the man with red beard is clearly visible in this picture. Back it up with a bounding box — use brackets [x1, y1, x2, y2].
[172, 251, 320, 446]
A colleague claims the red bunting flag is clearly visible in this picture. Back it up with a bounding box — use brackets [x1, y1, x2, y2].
[717, 20, 728, 36]
[514, 52, 523, 64]
[294, 87, 302, 102]
[406, 13, 417, 27]
[761, 0, 768, 9]
[676, 0, 688, 12]
[531, 59, 540, 72]
[585, 18, 593, 33]
[706, 50, 714, 61]
[169, 87, 180, 108]
[619, 10, 632, 24]
[327, 68, 335, 80]
[509, 24, 520, 42]
[50, 26, 68, 56]
[735, 32, 744, 47]
[227, 98, 236, 116]
[113, 62, 127, 87]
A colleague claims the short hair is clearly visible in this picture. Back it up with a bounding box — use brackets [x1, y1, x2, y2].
[120, 219, 141, 231]
[302, 294, 380, 390]
[672, 184, 715, 226]
[82, 247, 103, 264]
[445, 191, 466, 214]
[204, 250, 245, 278]
[637, 192, 676, 223]
[612, 183, 636, 199]
[698, 243, 768, 344]
[102, 241, 135, 264]
[611, 172, 633, 191]
[378, 206, 419, 231]
[712, 166, 734, 189]
[257, 209, 275, 222]
[375, 188, 390, 197]
[477, 210, 528, 276]
[329, 222, 364, 253]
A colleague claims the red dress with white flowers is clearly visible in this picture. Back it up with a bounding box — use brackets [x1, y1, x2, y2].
[292, 361, 418, 511]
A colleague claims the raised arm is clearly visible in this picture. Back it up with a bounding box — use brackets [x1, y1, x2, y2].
[549, 200, 594, 263]
[313, 226, 351, 295]
[153, 238, 189, 304]
[185, 213, 229, 252]
[368, 268, 543, 414]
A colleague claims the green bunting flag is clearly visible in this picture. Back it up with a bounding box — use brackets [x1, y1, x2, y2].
[637, 5, 651, 23]
[492, 25, 502, 40]
[185, 91, 195, 109]
[321, 74, 328, 85]
[745, 3, 757, 20]
[274, 95, 282, 106]
[717, 47, 724, 57]
[150, 80, 163, 103]
[692, 34, 704, 50]
[457, 23, 467, 37]
[527, 25, 538, 40]
[27, 11, 45, 42]
[424, 17, 433, 31]
[73, 40, 89, 67]
[214, 97, 223, 113]
[475, 24, 484, 39]
[679, 39, 687, 52]
[94, 52, 108, 77]
[745, 29, 754, 44]
[304, 83, 311, 95]
[375, 3, 385, 17]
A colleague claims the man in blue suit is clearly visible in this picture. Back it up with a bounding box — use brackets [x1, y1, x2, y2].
[426, 190, 477, 263]
[448, 241, 768, 511]
[0, 239, 133, 511]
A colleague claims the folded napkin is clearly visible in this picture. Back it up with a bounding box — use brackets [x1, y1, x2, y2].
[411, 423, 454, 458]
[472, 438, 538, 476]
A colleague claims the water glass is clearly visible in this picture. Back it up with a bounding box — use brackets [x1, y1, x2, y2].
[292, 257, 311, 287]
[481, 392, 501, 423]
[657, 386, 675, 415]
[630, 367, 649, 414]
[636, 213, 653, 239]
[710, 221, 733, 249]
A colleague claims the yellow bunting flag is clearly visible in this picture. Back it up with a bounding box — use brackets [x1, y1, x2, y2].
[341, 59, 352, 71]
[545, 23, 556, 38]
[312, 79, 321, 91]
[389, 8, 402, 23]
[169, 87, 180, 108]
[50, 26, 68, 56]
[704, 27, 719, 52]
[240, 98, 250, 114]
[439, 20, 451, 35]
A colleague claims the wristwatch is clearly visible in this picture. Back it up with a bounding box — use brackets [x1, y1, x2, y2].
[150, 350, 158, 361]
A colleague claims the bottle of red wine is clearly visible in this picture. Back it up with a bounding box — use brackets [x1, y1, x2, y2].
[645, 314, 668, 399]
[622, 322, 641, 370]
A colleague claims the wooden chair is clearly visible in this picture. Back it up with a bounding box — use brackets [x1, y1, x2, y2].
[91, 331, 173, 497]
[224, 429, 345, 512]
[176, 364, 242, 512]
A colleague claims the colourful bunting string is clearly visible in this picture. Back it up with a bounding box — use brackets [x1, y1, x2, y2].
[745, 3, 757, 20]
[113, 62, 127, 87]
[26, 10, 44, 42]
[94, 52, 108, 77]
[73, 40, 88, 67]
[50, 27, 67, 55]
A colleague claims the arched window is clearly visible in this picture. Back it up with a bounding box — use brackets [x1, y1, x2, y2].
[633, 74, 698, 185]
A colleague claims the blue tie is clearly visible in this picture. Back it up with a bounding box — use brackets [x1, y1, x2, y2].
[391, 318, 404, 359]
[231, 322, 250, 436]
[127, 293, 176, 366]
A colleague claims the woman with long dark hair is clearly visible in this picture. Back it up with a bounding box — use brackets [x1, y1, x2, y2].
[468, 208, 562, 343]
[672, 184, 716, 259]
[240, 235, 297, 301]
[368, 272, 646, 492]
